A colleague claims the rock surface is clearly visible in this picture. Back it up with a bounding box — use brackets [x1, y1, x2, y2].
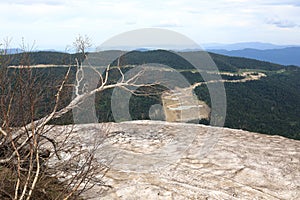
[50, 121, 300, 199]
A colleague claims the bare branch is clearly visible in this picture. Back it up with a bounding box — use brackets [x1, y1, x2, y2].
[0, 35, 163, 199]
[10, 133, 21, 200]
[0, 127, 7, 137]
[73, 34, 92, 55]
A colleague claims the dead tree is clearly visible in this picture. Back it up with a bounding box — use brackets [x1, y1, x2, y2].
[0, 36, 157, 200]
[73, 34, 92, 56]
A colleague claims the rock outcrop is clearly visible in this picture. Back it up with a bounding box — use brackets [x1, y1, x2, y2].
[49, 121, 300, 199]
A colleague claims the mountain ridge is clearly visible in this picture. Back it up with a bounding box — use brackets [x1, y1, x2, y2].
[203, 42, 300, 50]
[1, 50, 300, 140]
[209, 47, 300, 67]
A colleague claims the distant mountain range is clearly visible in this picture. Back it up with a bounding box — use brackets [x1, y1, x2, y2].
[202, 42, 298, 51]
[209, 47, 300, 67]
[2, 42, 300, 66]
[0, 48, 59, 54]
[134, 42, 300, 67]
[0, 48, 23, 54]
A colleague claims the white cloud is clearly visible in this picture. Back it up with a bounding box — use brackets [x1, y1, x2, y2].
[266, 18, 299, 28]
[154, 20, 182, 28]
[0, 0, 299, 49]
[4, 0, 64, 5]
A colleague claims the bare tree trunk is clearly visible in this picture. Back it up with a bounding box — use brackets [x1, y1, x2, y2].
[0, 36, 157, 199]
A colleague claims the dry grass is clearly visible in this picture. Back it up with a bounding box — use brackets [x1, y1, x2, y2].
[0, 166, 83, 200]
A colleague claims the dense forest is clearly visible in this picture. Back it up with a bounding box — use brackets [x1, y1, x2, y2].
[0, 50, 299, 140]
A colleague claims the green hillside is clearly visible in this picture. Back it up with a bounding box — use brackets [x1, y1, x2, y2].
[0, 50, 299, 140]
[103, 50, 300, 139]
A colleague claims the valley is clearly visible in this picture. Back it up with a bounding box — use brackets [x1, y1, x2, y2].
[1, 50, 299, 140]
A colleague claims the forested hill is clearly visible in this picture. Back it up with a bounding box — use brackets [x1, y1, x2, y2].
[108, 50, 292, 72]
[0, 51, 82, 66]
[1, 50, 297, 72]
[1, 50, 300, 140]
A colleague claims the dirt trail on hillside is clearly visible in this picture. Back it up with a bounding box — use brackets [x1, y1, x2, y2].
[190, 71, 266, 90]
[162, 72, 266, 122]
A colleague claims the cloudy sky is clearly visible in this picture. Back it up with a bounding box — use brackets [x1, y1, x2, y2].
[0, 0, 299, 50]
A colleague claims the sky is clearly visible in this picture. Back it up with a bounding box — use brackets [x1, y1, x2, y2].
[0, 0, 299, 50]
